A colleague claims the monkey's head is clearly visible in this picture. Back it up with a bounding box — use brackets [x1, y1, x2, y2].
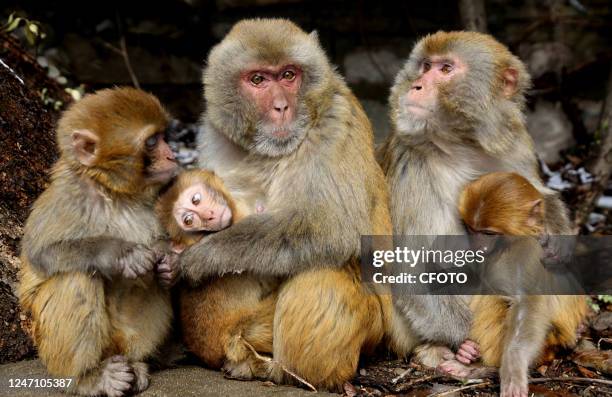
[56, 87, 178, 196]
[203, 18, 334, 157]
[459, 172, 544, 238]
[390, 31, 531, 150]
[156, 169, 234, 252]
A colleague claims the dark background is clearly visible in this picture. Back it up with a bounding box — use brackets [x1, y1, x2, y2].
[2, 0, 611, 139]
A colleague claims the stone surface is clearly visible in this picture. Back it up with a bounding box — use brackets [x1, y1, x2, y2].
[0, 360, 338, 397]
[527, 99, 575, 164]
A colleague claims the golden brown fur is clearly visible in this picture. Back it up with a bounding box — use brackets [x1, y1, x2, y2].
[156, 169, 278, 375]
[182, 19, 393, 391]
[454, 172, 587, 396]
[377, 31, 574, 368]
[18, 88, 176, 396]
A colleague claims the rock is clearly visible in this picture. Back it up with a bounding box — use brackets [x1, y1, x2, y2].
[360, 99, 390, 143]
[0, 360, 338, 397]
[0, 34, 70, 363]
[518, 42, 573, 80]
[527, 100, 575, 164]
[592, 312, 612, 332]
[575, 99, 603, 134]
[343, 48, 403, 86]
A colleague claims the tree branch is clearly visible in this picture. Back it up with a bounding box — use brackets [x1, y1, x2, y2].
[575, 65, 612, 227]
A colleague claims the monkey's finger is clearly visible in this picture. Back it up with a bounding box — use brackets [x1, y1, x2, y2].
[460, 342, 479, 357]
[456, 352, 472, 364]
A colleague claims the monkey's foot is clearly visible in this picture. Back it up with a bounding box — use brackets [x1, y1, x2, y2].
[436, 359, 473, 378]
[97, 355, 135, 397]
[130, 361, 150, 393]
[456, 339, 480, 364]
[413, 344, 454, 368]
[437, 359, 496, 380]
[222, 360, 256, 380]
[500, 378, 528, 397]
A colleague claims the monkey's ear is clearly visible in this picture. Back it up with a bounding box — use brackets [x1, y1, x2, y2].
[309, 30, 319, 41]
[502, 67, 519, 98]
[526, 199, 543, 227]
[72, 129, 100, 167]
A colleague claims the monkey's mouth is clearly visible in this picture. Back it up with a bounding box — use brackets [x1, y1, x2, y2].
[271, 129, 290, 138]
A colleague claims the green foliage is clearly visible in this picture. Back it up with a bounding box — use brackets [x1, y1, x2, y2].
[1, 13, 46, 47]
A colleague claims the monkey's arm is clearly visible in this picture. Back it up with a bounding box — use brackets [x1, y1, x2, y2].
[180, 208, 360, 282]
[25, 237, 156, 279]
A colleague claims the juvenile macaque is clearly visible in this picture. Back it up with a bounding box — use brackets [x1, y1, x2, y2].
[18, 88, 179, 397]
[435, 172, 587, 397]
[156, 169, 276, 372]
[181, 19, 393, 390]
[377, 31, 574, 364]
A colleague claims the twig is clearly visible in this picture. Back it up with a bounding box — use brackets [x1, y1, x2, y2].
[530, 376, 612, 386]
[393, 374, 443, 393]
[114, 13, 140, 90]
[427, 380, 491, 397]
[391, 368, 412, 384]
[240, 336, 317, 392]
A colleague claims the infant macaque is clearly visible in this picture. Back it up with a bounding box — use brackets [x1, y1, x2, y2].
[156, 169, 249, 253]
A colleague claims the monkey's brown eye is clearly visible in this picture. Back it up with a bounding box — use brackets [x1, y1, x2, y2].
[183, 213, 194, 226]
[440, 64, 453, 74]
[422, 62, 431, 72]
[145, 135, 158, 149]
[192, 193, 201, 205]
[250, 74, 264, 85]
[282, 70, 296, 81]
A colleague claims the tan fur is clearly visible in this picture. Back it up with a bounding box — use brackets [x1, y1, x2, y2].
[457, 172, 587, 396]
[18, 88, 174, 396]
[156, 170, 278, 375]
[460, 173, 587, 368]
[182, 19, 392, 391]
[377, 31, 575, 361]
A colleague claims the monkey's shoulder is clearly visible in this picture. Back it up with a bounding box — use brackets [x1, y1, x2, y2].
[26, 179, 162, 244]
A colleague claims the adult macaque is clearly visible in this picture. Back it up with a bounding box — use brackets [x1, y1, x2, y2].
[377, 31, 574, 363]
[181, 19, 393, 390]
[19, 88, 179, 397]
[436, 172, 586, 397]
[156, 169, 276, 373]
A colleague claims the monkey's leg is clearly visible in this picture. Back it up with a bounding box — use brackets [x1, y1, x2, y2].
[180, 275, 276, 372]
[222, 293, 276, 380]
[105, 280, 173, 393]
[499, 297, 550, 397]
[270, 267, 385, 392]
[26, 272, 138, 396]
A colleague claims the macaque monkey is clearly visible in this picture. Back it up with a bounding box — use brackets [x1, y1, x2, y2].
[155, 169, 276, 373]
[18, 88, 180, 397]
[435, 172, 587, 397]
[180, 19, 393, 391]
[377, 31, 574, 364]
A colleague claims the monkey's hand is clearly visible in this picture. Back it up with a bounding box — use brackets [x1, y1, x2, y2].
[538, 233, 576, 271]
[115, 243, 156, 279]
[455, 340, 480, 364]
[151, 240, 181, 288]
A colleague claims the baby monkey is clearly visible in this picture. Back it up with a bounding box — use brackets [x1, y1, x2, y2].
[438, 172, 587, 397]
[156, 169, 238, 253]
[156, 169, 276, 374]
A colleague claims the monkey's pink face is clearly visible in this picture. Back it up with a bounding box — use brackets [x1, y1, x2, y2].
[399, 55, 467, 123]
[173, 184, 232, 232]
[240, 65, 307, 156]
